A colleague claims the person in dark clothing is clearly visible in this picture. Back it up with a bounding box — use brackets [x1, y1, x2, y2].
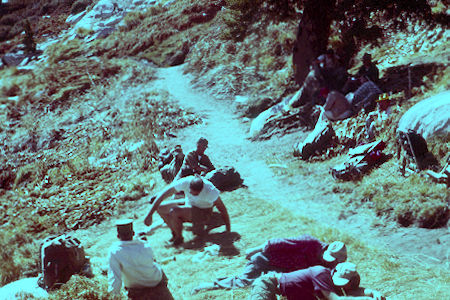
[192, 235, 347, 293]
[175, 137, 215, 180]
[249, 262, 386, 300]
[356, 53, 379, 84]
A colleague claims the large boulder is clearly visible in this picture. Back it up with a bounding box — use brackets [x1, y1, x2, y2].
[397, 91, 450, 139]
[0, 277, 48, 300]
[66, 0, 163, 40]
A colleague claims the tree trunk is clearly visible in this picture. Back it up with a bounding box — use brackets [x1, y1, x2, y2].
[292, 0, 335, 85]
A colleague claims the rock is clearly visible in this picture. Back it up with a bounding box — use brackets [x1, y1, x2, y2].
[397, 91, 450, 139]
[1, 51, 27, 67]
[67, 0, 162, 41]
[249, 89, 303, 139]
[166, 43, 190, 66]
[0, 277, 48, 300]
[66, 10, 87, 24]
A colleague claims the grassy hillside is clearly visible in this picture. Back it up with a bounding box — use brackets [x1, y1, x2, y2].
[0, 0, 448, 299]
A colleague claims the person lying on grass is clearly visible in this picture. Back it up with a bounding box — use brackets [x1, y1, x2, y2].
[192, 235, 346, 293]
[249, 262, 386, 300]
[144, 175, 231, 246]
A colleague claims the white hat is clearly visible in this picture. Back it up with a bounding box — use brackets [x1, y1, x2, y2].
[323, 241, 347, 263]
[332, 262, 360, 287]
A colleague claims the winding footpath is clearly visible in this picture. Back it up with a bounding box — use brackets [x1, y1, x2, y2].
[151, 65, 449, 267]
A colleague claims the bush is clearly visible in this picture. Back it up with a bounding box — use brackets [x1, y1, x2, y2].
[71, 0, 92, 15]
[0, 14, 20, 26]
[0, 25, 11, 42]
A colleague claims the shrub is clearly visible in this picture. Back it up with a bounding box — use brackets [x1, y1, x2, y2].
[0, 25, 10, 41]
[0, 14, 20, 26]
[71, 0, 92, 15]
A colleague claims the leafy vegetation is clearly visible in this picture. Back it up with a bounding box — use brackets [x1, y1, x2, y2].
[0, 0, 448, 298]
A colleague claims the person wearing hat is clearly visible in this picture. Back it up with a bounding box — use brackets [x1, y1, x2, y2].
[108, 219, 174, 299]
[144, 175, 231, 245]
[248, 262, 386, 300]
[175, 137, 215, 180]
[192, 235, 347, 293]
[356, 53, 379, 84]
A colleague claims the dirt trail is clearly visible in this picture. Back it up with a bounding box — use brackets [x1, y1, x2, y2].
[150, 65, 449, 267]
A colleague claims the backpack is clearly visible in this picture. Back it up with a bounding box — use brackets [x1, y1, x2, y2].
[158, 145, 185, 183]
[205, 167, 244, 191]
[39, 235, 89, 290]
[331, 140, 387, 181]
[398, 129, 439, 171]
[293, 118, 336, 160]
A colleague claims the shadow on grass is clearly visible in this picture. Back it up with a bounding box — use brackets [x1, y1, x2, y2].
[182, 212, 241, 256]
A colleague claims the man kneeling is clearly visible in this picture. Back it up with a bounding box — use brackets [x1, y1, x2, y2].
[144, 175, 231, 245]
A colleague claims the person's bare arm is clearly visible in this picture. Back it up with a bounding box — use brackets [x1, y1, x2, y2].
[214, 196, 230, 232]
[245, 242, 267, 259]
[144, 187, 177, 226]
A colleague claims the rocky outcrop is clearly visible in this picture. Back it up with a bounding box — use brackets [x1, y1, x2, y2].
[397, 90, 450, 139]
[67, 0, 164, 41]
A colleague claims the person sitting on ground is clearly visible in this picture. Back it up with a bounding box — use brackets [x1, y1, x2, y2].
[322, 90, 355, 121]
[108, 219, 174, 300]
[175, 137, 215, 180]
[343, 53, 380, 94]
[158, 145, 185, 184]
[349, 76, 383, 113]
[316, 49, 349, 94]
[356, 53, 379, 84]
[192, 235, 347, 293]
[249, 262, 386, 300]
[144, 175, 231, 246]
[292, 50, 348, 108]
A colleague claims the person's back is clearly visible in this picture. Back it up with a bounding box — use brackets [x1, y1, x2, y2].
[108, 219, 173, 299]
[263, 235, 328, 272]
[279, 266, 336, 300]
[109, 239, 162, 291]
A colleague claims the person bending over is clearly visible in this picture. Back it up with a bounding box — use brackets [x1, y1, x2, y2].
[144, 175, 230, 245]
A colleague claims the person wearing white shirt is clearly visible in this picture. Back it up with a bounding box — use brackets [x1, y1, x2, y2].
[144, 175, 231, 246]
[108, 219, 173, 299]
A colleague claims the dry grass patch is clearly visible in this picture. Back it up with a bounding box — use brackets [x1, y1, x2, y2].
[45, 187, 450, 299]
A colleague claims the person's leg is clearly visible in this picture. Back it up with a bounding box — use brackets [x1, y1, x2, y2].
[191, 207, 213, 237]
[215, 252, 273, 288]
[192, 252, 273, 294]
[248, 272, 281, 300]
[167, 205, 192, 244]
[157, 200, 185, 241]
[148, 272, 174, 300]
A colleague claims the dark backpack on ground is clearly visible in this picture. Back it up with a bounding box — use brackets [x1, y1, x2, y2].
[398, 130, 440, 171]
[331, 140, 388, 181]
[38, 235, 90, 290]
[205, 167, 244, 191]
[158, 145, 185, 183]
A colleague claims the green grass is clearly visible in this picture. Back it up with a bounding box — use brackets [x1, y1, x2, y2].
[33, 188, 450, 299]
[1, 0, 449, 298]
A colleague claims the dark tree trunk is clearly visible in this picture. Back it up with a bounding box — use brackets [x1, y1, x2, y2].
[292, 0, 336, 85]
